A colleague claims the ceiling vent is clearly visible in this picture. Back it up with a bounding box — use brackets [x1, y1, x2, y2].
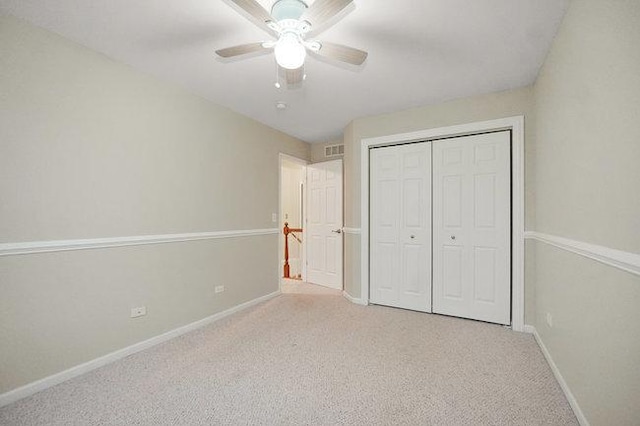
[325, 144, 344, 158]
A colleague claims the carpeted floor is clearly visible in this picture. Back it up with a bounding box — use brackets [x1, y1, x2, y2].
[0, 293, 578, 425]
[280, 279, 342, 295]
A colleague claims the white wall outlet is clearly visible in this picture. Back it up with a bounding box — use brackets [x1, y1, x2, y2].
[215, 285, 225, 294]
[272, 213, 277, 223]
[546, 312, 553, 328]
[131, 306, 147, 318]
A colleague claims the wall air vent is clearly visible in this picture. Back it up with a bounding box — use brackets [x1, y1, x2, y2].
[324, 144, 345, 158]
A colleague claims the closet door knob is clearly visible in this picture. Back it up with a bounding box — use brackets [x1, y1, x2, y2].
[450, 235, 456, 240]
[410, 235, 415, 239]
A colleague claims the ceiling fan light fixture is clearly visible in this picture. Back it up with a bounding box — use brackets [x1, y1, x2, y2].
[274, 32, 306, 69]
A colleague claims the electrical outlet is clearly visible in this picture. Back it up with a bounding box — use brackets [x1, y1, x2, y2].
[215, 285, 225, 294]
[272, 213, 277, 223]
[546, 312, 553, 328]
[131, 306, 147, 318]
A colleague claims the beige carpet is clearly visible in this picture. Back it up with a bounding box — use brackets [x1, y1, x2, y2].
[281, 279, 342, 295]
[0, 294, 577, 425]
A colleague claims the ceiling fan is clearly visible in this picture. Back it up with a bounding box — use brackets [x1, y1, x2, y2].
[216, 0, 368, 88]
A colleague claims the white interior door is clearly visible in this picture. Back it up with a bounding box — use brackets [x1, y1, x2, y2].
[306, 160, 343, 289]
[432, 131, 511, 325]
[370, 142, 432, 312]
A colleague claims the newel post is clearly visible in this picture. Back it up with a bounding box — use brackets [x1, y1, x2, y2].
[283, 222, 291, 278]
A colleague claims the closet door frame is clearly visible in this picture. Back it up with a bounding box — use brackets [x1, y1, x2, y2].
[359, 116, 526, 332]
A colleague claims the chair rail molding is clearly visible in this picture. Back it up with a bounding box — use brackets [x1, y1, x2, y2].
[525, 231, 640, 277]
[0, 228, 279, 257]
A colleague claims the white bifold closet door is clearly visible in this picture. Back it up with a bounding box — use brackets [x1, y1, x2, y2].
[432, 131, 511, 325]
[370, 142, 432, 312]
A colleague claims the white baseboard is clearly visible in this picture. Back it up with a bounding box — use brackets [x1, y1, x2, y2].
[524, 325, 589, 426]
[342, 290, 367, 306]
[0, 290, 281, 408]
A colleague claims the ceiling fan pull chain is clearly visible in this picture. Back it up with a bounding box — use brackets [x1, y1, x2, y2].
[274, 60, 281, 89]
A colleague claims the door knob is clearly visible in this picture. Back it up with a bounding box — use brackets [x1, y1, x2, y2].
[450, 235, 456, 240]
[331, 229, 342, 234]
[410, 235, 415, 239]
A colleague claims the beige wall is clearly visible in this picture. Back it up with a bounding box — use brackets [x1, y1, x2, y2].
[534, 2, 640, 252]
[532, 1, 640, 424]
[0, 15, 309, 393]
[342, 87, 536, 318]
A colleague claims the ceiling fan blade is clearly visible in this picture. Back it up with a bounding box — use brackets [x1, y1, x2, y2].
[316, 42, 368, 66]
[302, 0, 353, 29]
[216, 42, 270, 58]
[226, 0, 275, 34]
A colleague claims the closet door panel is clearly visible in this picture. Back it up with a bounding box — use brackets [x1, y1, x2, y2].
[433, 131, 511, 325]
[370, 149, 401, 305]
[370, 143, 431, 312]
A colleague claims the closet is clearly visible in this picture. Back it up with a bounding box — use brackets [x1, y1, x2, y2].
[369, 131, 511, 325]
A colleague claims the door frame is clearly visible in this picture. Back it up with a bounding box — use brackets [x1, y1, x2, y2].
[279, 153, 308, 286]
[360, 116, 525, 332]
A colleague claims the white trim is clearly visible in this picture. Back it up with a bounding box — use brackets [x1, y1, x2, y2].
[0, 291, 281, 407]
[360, 116, 526, 332]
[343, 227, 361, 235]
[524, 325, 589, 426]
[0, 229, 278, 257]
[342, 290, 367, 305]
[525, 231, 640, 277]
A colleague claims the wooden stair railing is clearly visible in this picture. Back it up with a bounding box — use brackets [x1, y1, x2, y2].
[283, 222, 303, 279]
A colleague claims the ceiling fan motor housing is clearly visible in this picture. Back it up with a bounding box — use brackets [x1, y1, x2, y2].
[271, 0, 308, 22]
[270, 0, 312, 70]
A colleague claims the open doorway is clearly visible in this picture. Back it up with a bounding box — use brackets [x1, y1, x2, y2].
[279, 154, 306, 287]
[279, 154, 344, 295]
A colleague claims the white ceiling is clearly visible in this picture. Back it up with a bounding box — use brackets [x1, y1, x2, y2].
[1, 0, 568, 143]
